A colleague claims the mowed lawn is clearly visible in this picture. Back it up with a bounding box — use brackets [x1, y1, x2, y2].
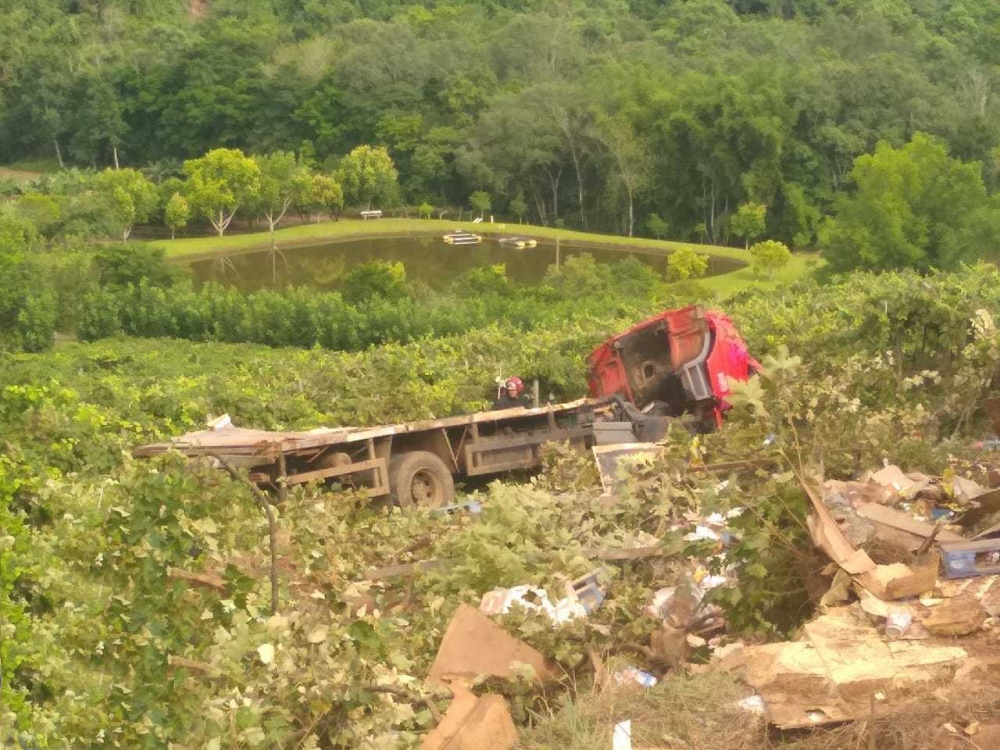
[151, 217, 818, 296]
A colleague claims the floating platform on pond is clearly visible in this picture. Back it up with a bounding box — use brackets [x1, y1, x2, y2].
[498, 236, 538, 249]
[443, 231, 482, 245]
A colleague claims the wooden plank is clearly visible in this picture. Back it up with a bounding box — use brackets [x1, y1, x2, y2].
[286, 458, 389, 497]
[856, 502, 965, 543]
[133, 399, 595, 457]
[800, 478, 876, 575]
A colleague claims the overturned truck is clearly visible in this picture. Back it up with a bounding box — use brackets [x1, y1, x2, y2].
[133, 305, 758, 507]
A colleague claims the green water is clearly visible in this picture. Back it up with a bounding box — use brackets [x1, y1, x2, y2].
[188, 235, 744, 292]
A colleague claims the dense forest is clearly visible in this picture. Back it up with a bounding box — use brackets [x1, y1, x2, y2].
[3, 0, 1000, 247]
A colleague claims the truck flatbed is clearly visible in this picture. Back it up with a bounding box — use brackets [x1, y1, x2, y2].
[133, 398, 600, 508]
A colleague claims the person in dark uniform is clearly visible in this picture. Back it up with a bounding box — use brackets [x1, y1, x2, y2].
[492, 376, 530, 409]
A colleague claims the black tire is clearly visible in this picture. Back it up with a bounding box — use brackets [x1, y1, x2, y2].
[387, 451, 455, 510]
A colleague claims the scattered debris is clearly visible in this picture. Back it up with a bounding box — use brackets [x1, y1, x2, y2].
[612, 720, 632, 750]
[427, 604, 557, 686]
[713, 607, 968, 729]
[479, 569, 606, 626]
[611, 667, 658, 689]
[421, 684, 517, 750]
[884, 606, 912, 638]
[921, 598, 986, 636]
[952, 475, 987, 504]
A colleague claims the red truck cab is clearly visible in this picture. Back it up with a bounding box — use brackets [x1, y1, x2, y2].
[587, 305, 759, 427]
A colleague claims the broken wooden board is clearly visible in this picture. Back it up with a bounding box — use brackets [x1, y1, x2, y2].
[713, 609, 968, 729]
[426, 604, 557, 686]
[802, 480, 876, 575]
[855, 503, 965, 543]
[922, 598, 987, 636]
[856, 553, 940, 600]
[956, 487, 1000, 530]
[422, 685, 516, 750]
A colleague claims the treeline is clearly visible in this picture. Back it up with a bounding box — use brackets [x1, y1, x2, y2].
[3, 0, 1000, 248]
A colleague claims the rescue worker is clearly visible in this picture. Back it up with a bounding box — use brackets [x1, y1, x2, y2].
[492, 376, 530, 410]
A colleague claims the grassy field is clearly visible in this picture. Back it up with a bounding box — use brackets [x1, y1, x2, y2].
[0, 166, 44, 183]
[151, 218, 818, 295]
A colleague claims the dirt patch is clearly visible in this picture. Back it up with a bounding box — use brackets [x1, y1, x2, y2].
[188, 0, 209, 20]
[0, 167, 42, 183]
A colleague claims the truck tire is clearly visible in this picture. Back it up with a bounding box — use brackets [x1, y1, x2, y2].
[388, 451, 455, 510]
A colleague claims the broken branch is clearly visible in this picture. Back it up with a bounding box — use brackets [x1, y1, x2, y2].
[167, 566, 227, 593]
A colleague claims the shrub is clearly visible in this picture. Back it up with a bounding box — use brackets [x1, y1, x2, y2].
[748, 239, 791, 278]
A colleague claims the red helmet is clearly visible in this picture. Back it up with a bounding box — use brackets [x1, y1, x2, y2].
[505, 376, 524, 395]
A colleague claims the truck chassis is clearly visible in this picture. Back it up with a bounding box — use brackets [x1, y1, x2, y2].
[134, 399, 603, 508]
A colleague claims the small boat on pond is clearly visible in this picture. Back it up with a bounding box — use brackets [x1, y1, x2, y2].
[497, 236, 537, 249]
[443, 231, 482, 245]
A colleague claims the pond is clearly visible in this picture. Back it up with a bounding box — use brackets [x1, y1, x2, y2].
[187, 235, 744, 292]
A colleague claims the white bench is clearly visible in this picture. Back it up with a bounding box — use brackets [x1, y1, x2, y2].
[360, 210, 382, 220]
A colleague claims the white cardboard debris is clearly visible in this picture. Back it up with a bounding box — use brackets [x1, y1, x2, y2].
[612, 720, 632, 750]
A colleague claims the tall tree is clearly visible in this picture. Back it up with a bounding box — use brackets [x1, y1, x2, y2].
[252, 152, 312, 249]
[164, 193, 189, 240]
[594, 112, 648, 237]
[336, 145, 399, 209]
[95, 168, 158, 242]
[183, 148, 261, 237]
[303, 174, 345, 220]
[730, 203, 767, 249]
[470, 190, 491, 220]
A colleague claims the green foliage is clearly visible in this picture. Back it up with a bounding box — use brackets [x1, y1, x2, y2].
[93, 243, 178, 289]
[305, 173, 345, 218]
[252, 151, 312, 232]
[95, 167, 159, 242]
[336, 145, 399, 209]
[418, 201, 433, 219]
[666, 246, 709, 282]
[78, 289, 122, 341]
[470, 190, 491, 218]
[729, 203, 767, 249]
[15, 192, 61, 236]
[0, 250, 57, 351]
[645, 213, 669, 239]
[510, 190, 527, 223]
[4, 1, 1000, 251]
[0, 209, 39, 253]
[14, 292, 57, 352]
[748, 239, 791, 278]
[183, 149, 262, 236]
[164, 192, 189, 238]
[819, 133, 999, 273]
[6, 264, 1000, 743]
[340, 259, 408, 306]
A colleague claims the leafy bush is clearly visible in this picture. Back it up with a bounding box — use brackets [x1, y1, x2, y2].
[748, 239, 791, 277]
[94, 242, 179, 288]
[340, 259, 408, 305]
[14, 292, 57, 352]
[78, 289, 122, 341]
[666, 246, 709, 281]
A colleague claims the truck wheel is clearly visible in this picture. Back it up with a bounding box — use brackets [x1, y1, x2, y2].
[388, 451, 455, 510]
